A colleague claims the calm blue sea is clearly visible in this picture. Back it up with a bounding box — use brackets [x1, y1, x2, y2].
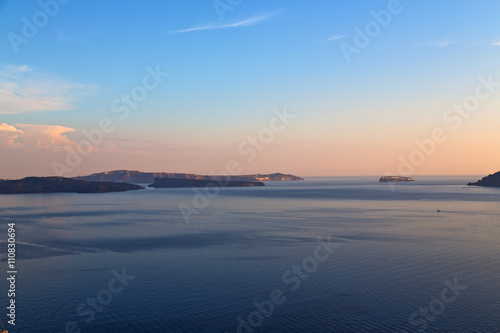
[1, 176, 499, 333]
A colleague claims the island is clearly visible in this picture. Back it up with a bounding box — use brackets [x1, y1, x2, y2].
[467, 171, 500, 188]
[75, 170, 303, 183]
[149, 177, 265, 188]
[0, 177, 143, 194]
[379, 176, 415, 182]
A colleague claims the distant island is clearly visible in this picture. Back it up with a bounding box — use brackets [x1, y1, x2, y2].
[379, 176, 415, 182]
[467, 171, 500, 188]
[149, 177, 265, 188]
[75, 170, 304, 183]
[0, 177, 143, 194]
[0, 170, 300, 194]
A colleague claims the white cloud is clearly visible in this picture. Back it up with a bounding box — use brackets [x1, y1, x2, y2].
[3, 64, 31, 74]
[467, 40, 500, 47]
[0, 64, 96, 115]
[436, 40, 458, 48]
[413, 40, 458, 49]
[54, 28, 78, 43]
[322, 35, 347, 42]
[168, 12, 279, 34]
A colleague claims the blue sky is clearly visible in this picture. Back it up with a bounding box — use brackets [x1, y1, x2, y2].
[1, 0, 500, 178]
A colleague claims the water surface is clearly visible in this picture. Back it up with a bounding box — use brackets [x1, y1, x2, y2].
[0, 176, 499, 332]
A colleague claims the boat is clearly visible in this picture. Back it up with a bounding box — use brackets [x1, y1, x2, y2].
[379, 176, 415, 182]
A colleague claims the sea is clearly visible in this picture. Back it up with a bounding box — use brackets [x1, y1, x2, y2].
[0, 176, 499, 333]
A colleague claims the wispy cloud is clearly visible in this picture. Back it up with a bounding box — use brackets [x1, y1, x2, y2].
[0, 64, 97, 115]
[168, 12, 279, 34]
[4, 64, 31, 74]
[322, 34, 347, 43]
[468, 40, 500, 47]
[105, 137, 171, 152]
[413, 40, 458, 49]
[436, 40, 458, 48]
[54, 28, 78, 43]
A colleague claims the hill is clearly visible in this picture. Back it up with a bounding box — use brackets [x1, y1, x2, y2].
[0, 177, 143, 194]
[74, 170, 303, 183]
[467, 172, 500, 188]
[149, 177, 265, 188]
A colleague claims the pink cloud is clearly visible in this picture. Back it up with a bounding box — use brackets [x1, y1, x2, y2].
[0, 123, 24, 147]
[0, 123, 75, 151]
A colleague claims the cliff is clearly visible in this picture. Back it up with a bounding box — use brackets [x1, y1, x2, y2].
[0, 177, 143, 194]
[75, 170, 303, 183]
[467, 172, 500, 188]
[149, 177, 265, 188]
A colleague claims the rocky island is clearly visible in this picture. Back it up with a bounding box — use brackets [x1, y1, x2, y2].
[467, 171, 500, 188]
[0, 177, 143, 194]
[149, 177, 265, 188]
[75, 170, 303, 183]
[379, 176, 415, 182]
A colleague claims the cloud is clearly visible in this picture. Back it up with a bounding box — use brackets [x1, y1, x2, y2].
[322, 35, 347, 42]
[168, 12, 279, 34]
[15, 124, 75, 149]
[0, 123, 21, 132]
[0, 64, 96, 115]
[413, 40, 458, 49]
[0, 123, 74, 151]
[3, 64, 31, 74]
[53, 28, 78, 43]
[0, 123, 24, 148]
[105, 137, 171, 152]
[468, 40, 500, 47]
[436, 40, 458, 48]
[0, 123, 156, 156]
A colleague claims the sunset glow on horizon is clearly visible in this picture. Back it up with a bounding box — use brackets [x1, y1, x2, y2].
[1, 0, 500, 179]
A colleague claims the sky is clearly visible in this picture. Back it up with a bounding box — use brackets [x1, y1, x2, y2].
[1, 0, 500, 179]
